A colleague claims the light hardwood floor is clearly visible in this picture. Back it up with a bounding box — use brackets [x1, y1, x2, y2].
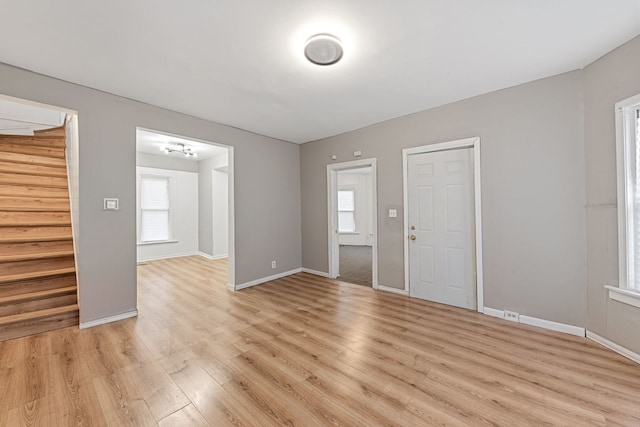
[1, 255, 640, 426]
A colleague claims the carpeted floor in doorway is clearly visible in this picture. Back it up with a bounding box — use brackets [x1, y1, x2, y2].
[339, 245, 372, 287]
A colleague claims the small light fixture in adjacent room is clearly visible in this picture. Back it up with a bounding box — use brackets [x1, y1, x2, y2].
[160, 143, 198, 158]
[304, 34, 343, 66]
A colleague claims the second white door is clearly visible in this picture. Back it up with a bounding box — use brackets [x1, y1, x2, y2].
[407, 148, 476, 309]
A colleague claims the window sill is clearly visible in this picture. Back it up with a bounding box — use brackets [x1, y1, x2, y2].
[339, 232, 359, 235]
[605, 285, 640, 309]
[137, 240, 178, 246]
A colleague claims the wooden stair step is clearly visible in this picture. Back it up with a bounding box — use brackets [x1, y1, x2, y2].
[0, 211, 71, 226]
[0, 267, 76, 284]
[0, 196, 70, 212]
[0, 143, 65, 159]
[0, 303, 78, 326]
[0, 273, 76, 298]
[0, 135, 66, 149]
[0, 160, 68, 177]
[0, 304, 79, 342]
[0, 185, 69, 199]
[0, 240, 74, 261]
[0, 287, 77, 317]
[34, 126, 66, 138]
[0, 256, 75, 283]
[0, 226, 72, 243]
[0, 172, 68, 188]
[0, 250, 74, 263]
[0, 286, 76, 305]
[0, 256, 75, 278]
[0, 151, 66, 168]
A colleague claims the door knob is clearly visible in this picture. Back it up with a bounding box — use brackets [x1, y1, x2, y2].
[410, 235, 416, 240]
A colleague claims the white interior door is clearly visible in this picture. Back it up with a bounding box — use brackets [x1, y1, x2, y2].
[408, 148, 476, 309]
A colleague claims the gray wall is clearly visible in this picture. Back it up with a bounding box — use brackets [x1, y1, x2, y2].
[584, 35, 640, 353]
[198, 152, 228, 256]
[301, 71, 587, 327]
[136, 151, 199, 173]
[0, 62, 301, 324]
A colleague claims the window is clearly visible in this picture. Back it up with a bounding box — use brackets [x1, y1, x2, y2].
[338, 189, 356, 232]
[140, 176, 171, 242]
[610, 93, 640, 307]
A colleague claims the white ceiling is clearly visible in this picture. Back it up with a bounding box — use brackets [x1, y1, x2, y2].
[1, 1, 639, 144]
[136, 129, 228, 161]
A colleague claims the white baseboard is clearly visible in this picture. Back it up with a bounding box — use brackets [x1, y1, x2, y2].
[377, 285, 409, 296]
[137, 252, 198, 262]
[483, 307, 505, 319]
[233, 268, 302, 291]
[301, 268, 330, 278]
[483, 307, 585, 337]
[519, 315, 585, 337]
[226, 283, 235, 291]
[197, 252, 228, 260]
[587, 331, 640, 364]
[80, 309, 138, 329]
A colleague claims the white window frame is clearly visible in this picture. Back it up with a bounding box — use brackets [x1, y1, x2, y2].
[337, 188, 357, 233]
[137, 173, 176, 244]
[607, 93, 640, 308]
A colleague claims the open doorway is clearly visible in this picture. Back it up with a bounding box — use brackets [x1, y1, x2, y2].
[135, 128, 234, 289]
[327, 159, 378, 288]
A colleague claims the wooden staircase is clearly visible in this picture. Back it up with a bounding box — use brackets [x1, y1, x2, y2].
[0, 126, 79, 341]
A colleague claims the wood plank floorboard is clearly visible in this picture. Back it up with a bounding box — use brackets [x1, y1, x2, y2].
[1, 255, 640, 426]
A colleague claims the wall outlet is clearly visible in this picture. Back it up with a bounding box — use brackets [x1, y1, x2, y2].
[271, 260, 276, 269]
[504, 310, 520, 322]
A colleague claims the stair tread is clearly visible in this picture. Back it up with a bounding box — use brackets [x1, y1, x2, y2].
[0, 274, 77, 298]
[0, 185, 70, 199]
[0, 160, 68, 178]
[0, 172, 68, 189]
[0, 250, 75, 263]
[0, 304, 78, 326]
[0, 267, 76, 283]
[0, 196, 70, 212]
[0, 144, 65, 159]
[0, 211, 71, 226]
[0, 235, 73, 243]
[0, 286, 76, 305]
[0, 151, 66, 168]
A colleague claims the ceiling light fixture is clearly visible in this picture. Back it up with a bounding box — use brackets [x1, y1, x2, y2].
[160, 143, 198, 158]
[304, 34, 343, 66]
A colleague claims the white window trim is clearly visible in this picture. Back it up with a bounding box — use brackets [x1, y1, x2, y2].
[337, 187, 357, 233]
[137, 173, 177, 244]
[611, 92, 640, 308]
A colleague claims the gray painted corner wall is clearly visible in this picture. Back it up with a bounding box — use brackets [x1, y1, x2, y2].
[136, 151, 199, 173]
[583, 35, 640, 353]
[301, 71, 587, 327]
[0, 62, 301, 323]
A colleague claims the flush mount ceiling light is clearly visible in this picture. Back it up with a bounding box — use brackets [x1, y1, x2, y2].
[160, 143, 198, 158]
[304, 34, 343, 66]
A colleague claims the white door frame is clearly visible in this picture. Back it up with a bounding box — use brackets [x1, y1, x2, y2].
[402, 137, 484, 312]
[327, 158, 378, 289]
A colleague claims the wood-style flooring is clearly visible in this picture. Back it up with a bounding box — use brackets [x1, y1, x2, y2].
[1, 255, 640, 426]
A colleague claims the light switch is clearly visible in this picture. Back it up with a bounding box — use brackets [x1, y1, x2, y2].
[104, 198, 119, 210]
[389, 209, 397, 218]
[353, 150, 362, 157]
